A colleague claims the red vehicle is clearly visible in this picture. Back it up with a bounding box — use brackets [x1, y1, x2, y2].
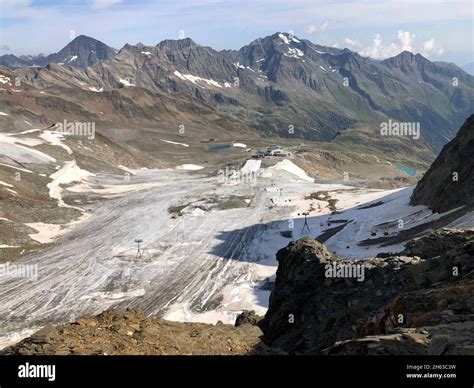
[383, 229, 389, 236]
[371, 229, 377, 237]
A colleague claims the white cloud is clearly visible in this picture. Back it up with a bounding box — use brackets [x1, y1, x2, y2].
[92, 0, 122, 9]
[423, 38, 435, 51]
[397, 30, 415, 52]
[306, 24, 317, 34]
[344, 37, 362, 48]
[422, 38, 444, 57]
[345, 30, 446, 60]
[306, 20, 329, 34]
[349, 30, 415, 59]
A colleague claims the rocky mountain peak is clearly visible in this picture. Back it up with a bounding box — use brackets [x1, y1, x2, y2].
[156, 37, 198, 51]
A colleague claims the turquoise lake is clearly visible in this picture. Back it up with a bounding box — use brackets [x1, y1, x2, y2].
[394, 163, 416, 176]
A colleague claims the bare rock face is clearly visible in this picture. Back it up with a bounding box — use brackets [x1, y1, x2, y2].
[261, 230, 474, 355]
[410, 114, 474, 213]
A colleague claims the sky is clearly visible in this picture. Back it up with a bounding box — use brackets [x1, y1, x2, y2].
[0, 0, 473, 66]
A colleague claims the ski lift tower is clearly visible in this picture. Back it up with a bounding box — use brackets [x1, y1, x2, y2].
[135, 239, 144, 259]
[301, 212, 311, 234]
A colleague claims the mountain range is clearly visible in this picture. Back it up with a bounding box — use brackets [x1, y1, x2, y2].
[2, 33, 473, 157]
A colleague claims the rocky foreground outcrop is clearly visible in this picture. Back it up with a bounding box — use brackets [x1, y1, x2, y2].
[410, 114, 474, 213]
[3, 229, 473, 356]
[261, 229, 474, 354]
[1, 310, 269, 355]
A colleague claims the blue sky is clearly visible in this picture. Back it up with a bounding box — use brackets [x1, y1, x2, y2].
[1, 0, 473, 66]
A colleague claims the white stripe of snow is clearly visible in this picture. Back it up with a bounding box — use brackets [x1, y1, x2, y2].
[0, 163, 34, 173]
[174, 70, 222, 88]
[175, 164, 204, 171]
[117, 165, 138, 175]
[161, 139, 189, 147]
[18, 128, 41, 135]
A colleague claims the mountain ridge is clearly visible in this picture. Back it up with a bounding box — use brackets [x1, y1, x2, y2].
[3, 32, 474, 154]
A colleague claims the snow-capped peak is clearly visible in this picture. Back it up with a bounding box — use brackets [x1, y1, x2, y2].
[278, 33, 300, 45]
[278, 33, 291, 45]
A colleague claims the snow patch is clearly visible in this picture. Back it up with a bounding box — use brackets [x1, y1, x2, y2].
[25, 222, 63, 244]
[0, 133, 56, 164]
[175, 164, 204, 171]
[39, 131, 73, 155]
[240, 159, 261, 175]
[48, 160, 94, 208]
[269, 159, 314, 182]
[0, 75, 10, 85]
[174, 71, 222, 88]
[233, 62, 245, 69]
[278, 33, 290, 44]
[119, 78, 135, 87]
[286, 47, 304, 58]
[278, 33, 300, 45]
